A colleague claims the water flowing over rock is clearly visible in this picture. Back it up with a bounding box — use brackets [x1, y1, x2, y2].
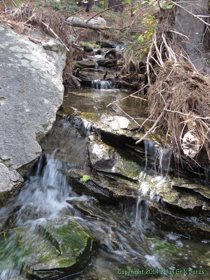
[0, 25, 66, 201]
[0, 154, 98, 279]
[1, 35, 210, 278]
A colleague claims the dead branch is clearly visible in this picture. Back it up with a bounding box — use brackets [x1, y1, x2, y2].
[41, 21, 70, 52]
[2, 0, 7, 13]
[70, 74, 81, 88]
[106, 84, 148, 108]
[169, 0, 210, 27]
[65, 8, 86, 20]
[115, 103, 140, 127]
[157, 0, 164, 12]
[65, 19, 125, 31]
[125, 10, 143, 34]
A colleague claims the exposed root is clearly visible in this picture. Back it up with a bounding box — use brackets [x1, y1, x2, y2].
[137, 33, 210, 165]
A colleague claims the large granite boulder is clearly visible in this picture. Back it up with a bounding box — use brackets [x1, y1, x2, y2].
[0, 25, 66, 202]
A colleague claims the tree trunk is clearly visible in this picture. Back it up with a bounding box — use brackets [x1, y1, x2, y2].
[131, 0, 135, 17]
[86, 0, 93, 13]
[174, 0, 210, 73]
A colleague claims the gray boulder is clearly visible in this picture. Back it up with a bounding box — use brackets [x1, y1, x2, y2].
[0, 25, 66, 201]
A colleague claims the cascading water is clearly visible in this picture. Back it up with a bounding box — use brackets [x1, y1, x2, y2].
[144, 140, 171, 177]
[1, 138, 210, 278]
[91, 79, 112, 89]
[0, 152, 92, 280]
[1, 44, 210, 278]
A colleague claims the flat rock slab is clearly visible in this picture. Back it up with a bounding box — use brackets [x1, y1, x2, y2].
[0, 25, 66, 197]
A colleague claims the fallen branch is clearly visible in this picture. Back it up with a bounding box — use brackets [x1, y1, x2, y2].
[115, 103, 140, 127]
[107, 84, 148, 108]
[41, 20, 70, 52]
[2, 0, 7, 13]
[125, 10, 143, 34]
[70, 74, 81, 88]
[65, 20, 126, 31]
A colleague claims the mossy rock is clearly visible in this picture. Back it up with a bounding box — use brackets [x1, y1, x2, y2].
[74, 61, 96, 69]
[0, 218, 98, 279]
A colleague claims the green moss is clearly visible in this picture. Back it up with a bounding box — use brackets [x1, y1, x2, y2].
[80, 41, 99, 49]
[118, 160, 140, 178]
[154, 240, 177, 251]
[0, 218, 97, 278]
[81, 112, 98, 122]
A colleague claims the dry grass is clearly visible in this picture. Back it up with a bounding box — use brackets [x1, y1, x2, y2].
[142, 32, 210, 165]
[8, 3, 71, 46]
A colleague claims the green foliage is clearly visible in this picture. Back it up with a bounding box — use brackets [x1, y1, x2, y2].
[122, 0, 131, 4]
[49, 0, 79, 13]
[80, 175, 90, 182]
[162, 1, 174, 10]
[136, 12, 157, 57]
[101, 1, 108, 9]
[81, 41, 99, 48]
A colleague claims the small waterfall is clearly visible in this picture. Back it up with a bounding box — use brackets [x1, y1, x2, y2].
[95, 61, 99, 69]
[144, 140, 157, 173]
[91, 79, 112, 89]
[13, 152, 72, 227]
[135, 197, 142, 231]
[144, 141, 148, 171]
[0, 152, 74, 279]
[144, 140, 171, 177]
[158, 147, 171, 177]
[204, 166, 210, 184]
[134, 198, 150, 233]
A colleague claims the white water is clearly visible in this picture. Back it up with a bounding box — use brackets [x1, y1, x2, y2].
[91, 79, 112, 89]
[144, 140, 171, 177]
[0, 152, 91, 230]
[0, 148, 209, 279]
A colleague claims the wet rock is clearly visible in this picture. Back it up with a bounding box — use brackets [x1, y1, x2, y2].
[83, 45, 93, 52]
[96, 41, 116, 48]
[128, 172, 210, 238]
[74, 69, 92, 83]
[137, 173, 210, 213]
[0, 25, 66, 200]
[40, 119, 88, 167]
[105, 49, 122, 60]
[89, 140, 141, 180]
[74, 61, 96, 69]
[149, 205, 210, 239]
[172, 178, 210, 200]
[95, 49, 104, 55]
[69, 169, 140, 203]
[0, 218, 97, 279]
[97, 58, 117, 68]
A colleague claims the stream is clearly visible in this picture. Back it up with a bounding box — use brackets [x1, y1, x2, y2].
[1, 46, 210, 280]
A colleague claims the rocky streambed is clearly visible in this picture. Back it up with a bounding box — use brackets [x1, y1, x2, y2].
[1, 36, 210, 279]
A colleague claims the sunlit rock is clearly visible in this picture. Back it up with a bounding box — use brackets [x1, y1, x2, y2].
[89, 140, 141, 179]
[181, 131, 201, 158]
[0, 25, 66, 200]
